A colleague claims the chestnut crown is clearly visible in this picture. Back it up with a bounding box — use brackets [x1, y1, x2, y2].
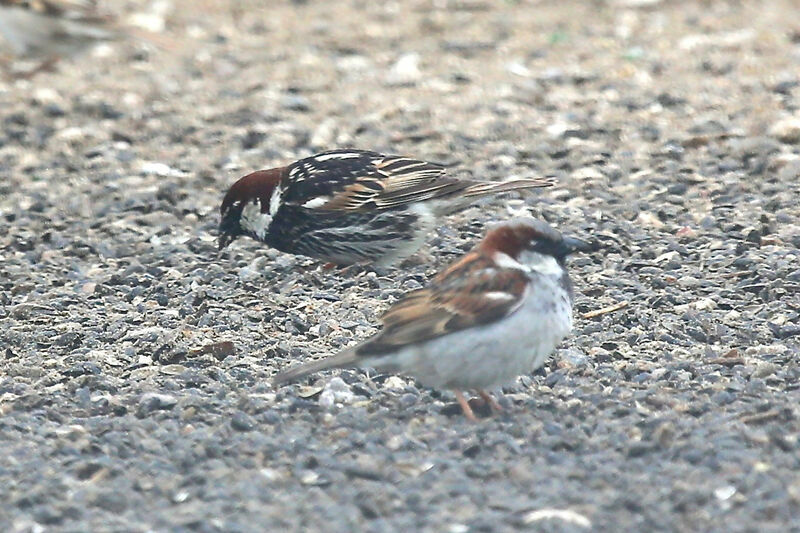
[480, 218, 591, 261]
[218, 168, 283, 250]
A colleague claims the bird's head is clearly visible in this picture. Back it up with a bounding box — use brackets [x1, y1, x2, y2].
[481, 218, 592, 273]
[218, 168, 283, 250]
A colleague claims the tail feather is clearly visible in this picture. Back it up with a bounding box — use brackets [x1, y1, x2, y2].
[372, 176, 555, 211]
[271, 348, 359, 387]
[461, 177, 557, 198]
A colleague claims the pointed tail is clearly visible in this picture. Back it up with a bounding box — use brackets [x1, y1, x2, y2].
[271, 348, 359, 387]
[460, 176, 557, 198]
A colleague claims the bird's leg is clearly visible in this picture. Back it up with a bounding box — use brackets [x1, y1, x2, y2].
[454, 390, 478, 422]
[399, 249, 434, 268]
[322, 261, 390, 278]
[320, 262, 364, 275]
[38, 56, 60, 73]
[16, 56, 61, 79]
[0, 54, 13, 80]
[367, 264, 392, 278]
[478, 390, 503, 413]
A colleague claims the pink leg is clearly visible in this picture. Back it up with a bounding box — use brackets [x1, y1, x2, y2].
[478, 390, 503, 413]
[454, 390, 478, 422]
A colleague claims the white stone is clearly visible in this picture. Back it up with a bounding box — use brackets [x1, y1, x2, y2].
[769, 117, 800, 144]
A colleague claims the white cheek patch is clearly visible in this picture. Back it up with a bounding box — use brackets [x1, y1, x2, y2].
[241, 202, 272, 239]
[493, 252, 528, 272]
[518, 251, 563, 276]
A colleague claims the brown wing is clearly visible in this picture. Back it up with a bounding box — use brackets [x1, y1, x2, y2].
[37, 0, 98, 17]
[314, 153, 462, 211]
[357, 253, 529, 354]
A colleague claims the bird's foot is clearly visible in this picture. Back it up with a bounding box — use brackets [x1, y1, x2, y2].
[478, 390, 503, 413]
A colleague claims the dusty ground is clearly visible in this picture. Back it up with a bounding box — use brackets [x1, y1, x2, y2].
[1, 0, 799, 531]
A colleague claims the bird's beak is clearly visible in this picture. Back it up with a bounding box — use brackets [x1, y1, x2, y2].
[561, 236, 594, 255]
[218, 208, 240, 251]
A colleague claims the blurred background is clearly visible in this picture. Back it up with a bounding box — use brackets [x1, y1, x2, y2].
[1, 2, 799, 531]
[2, 0, 797, 227]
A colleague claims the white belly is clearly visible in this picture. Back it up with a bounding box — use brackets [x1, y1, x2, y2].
[366, 276, 573, 390]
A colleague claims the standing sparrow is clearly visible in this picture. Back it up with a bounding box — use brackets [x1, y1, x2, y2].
[0, 0, 168, 77]
[0, 1, 118, 58]
[218, 149, 556, 267]
[272, 218, 590, 421]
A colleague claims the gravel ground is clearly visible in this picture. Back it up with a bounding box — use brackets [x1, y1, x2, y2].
[1, 0, 800, 531]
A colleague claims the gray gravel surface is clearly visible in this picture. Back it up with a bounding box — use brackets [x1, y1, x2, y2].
[1, 1, 799, 531]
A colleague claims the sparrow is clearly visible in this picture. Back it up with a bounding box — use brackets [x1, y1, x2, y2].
[0, 1, 117, 56]
[217, 149, 556, 267]
[0, 1, 167, 77]
[272, 218, 590, 421]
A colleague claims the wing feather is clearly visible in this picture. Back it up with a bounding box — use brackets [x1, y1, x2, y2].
[281, 150, 452, 211]
[358, 253, 529, 354]
[315, 154, 449, 211]
[281, 149, 552, 213]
